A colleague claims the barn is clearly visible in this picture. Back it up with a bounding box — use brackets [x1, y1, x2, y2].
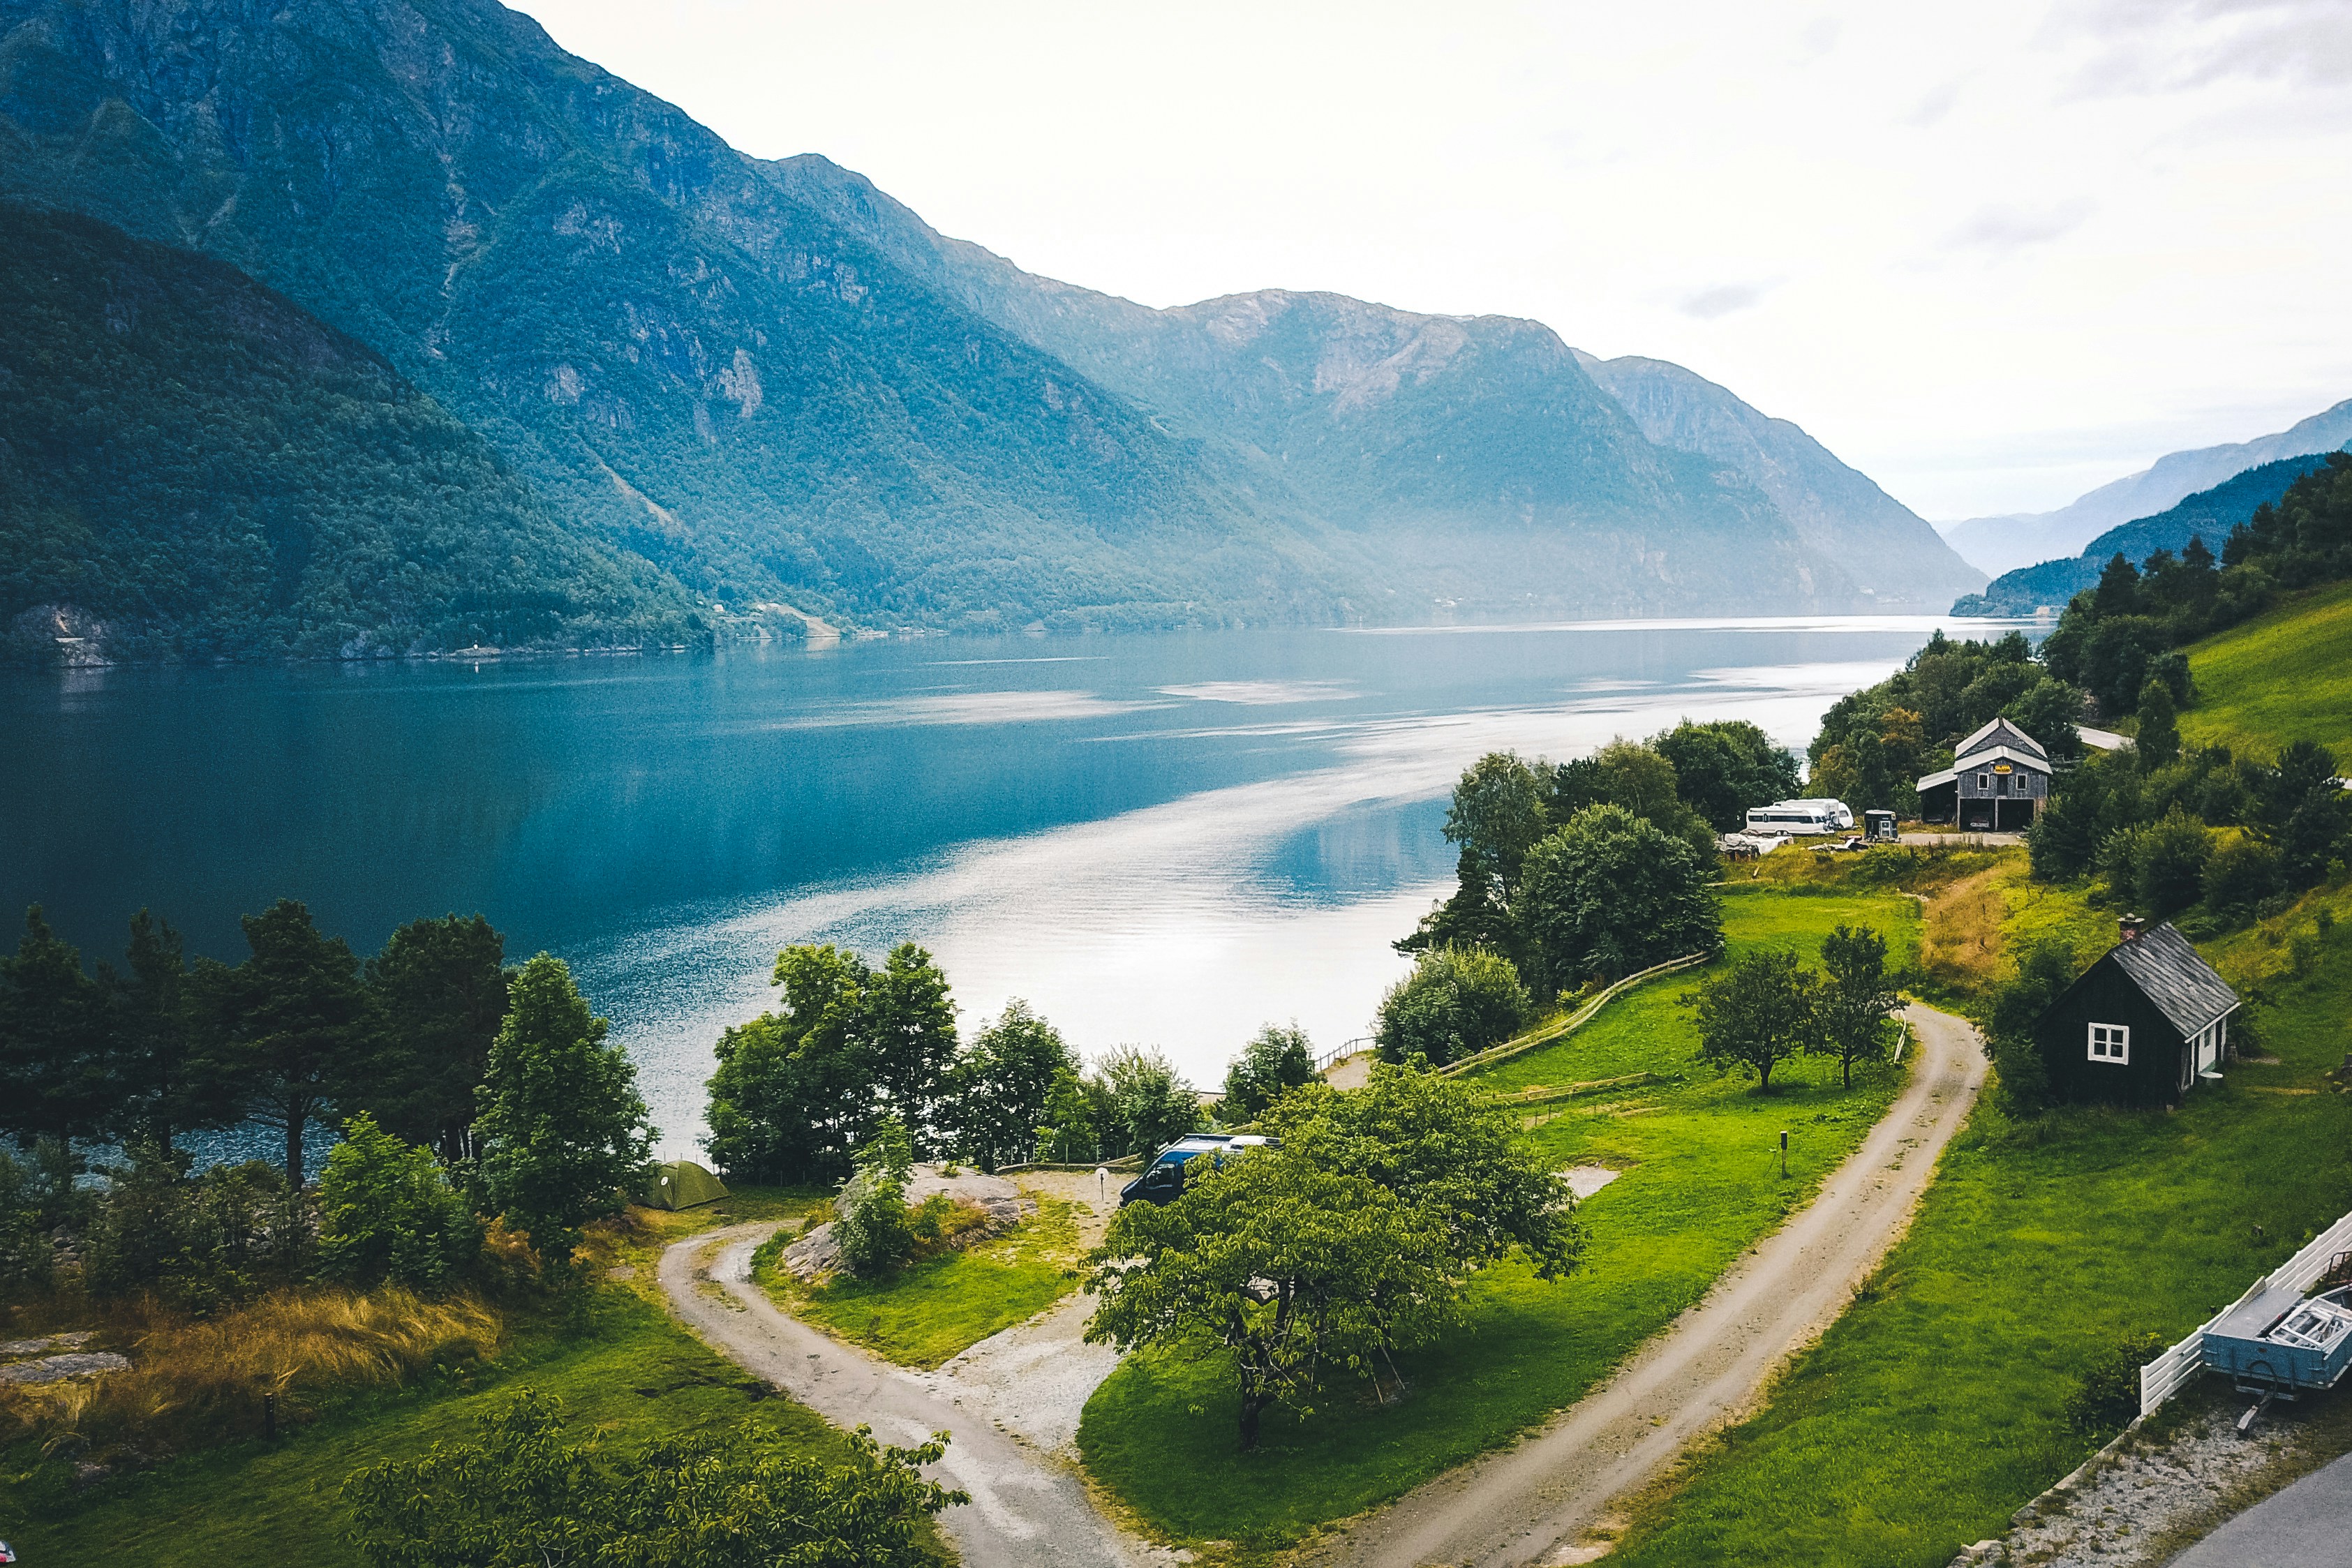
[2034, 919, 2241, 1107]
[1916, 716, 2053, 831]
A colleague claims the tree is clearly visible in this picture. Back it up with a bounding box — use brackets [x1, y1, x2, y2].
[475, 954, 653, 1271]
[2111, 807, 2212, 918]
[1813, 925, 1902, 1088]
[1687, 948, 1818, 1093]
[2003, 677, 2083, 761]
[364, 914, 509, 1160]
[342, 1389, 963, 1568]
[107, 908, 209, 1150]
[318, 1112, 480, 1290]
[1517, 804, 1722, 994]
[863, 944, 959, 1155]
[950, 1000, 1076, 1167]
[1983, 940, 2079, 1112]
[2136, 676, 2180, 770]
[0, 906, 111, 1150]
[1094, 1047, 1201, 1157]
[1373, 948, 1531, 1068]
[1399, 752, 1547, 957]
[2203, 836, 2283, 913]
[1654, 719, 1803, 832]
[2093, 552, 2142, 618]
[191, 899, 378, 1187]
[705, 945, 877, 1184]
[1221, 1023, 1318, 1121]
[1034, 1066, 1096, 1165]
[1089, 1063, 1579, 1450]
[833, 1117, 918, 1279]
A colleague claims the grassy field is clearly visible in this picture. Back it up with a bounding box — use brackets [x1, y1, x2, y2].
[0, 1186, 963, 1565]
[1602, 874, 2352, 1567]
[2182, 579, 2352, 760]
[758, 1196, 1085, 1368]
[1076, 885, 1923, 1554]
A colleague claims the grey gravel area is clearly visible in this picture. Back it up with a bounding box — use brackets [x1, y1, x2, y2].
[1949, 1399, 2337, 1567]
[0, 1351, 131, 1382]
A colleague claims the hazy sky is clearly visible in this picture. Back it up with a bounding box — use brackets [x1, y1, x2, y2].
[510, 0, 2352, 520]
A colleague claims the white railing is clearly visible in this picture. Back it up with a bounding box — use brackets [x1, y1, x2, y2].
[2140, 1207, 2352, 1416]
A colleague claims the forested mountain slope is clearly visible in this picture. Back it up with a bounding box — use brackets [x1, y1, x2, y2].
[1956, 454, 2331, 616]
[0, 0, 1974, 629]
[0, 202, 703, 661]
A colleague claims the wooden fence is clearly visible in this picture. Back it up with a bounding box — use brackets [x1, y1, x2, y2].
[2139, 1206, 2352, 1417]
[1433, 951, 1711, 1080]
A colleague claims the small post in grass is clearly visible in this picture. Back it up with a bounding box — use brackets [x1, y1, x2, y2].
[1096, 1166, 1108, 1210]
[263, 1390, 277, 1441]
[1779, 1130, 1789, 1179]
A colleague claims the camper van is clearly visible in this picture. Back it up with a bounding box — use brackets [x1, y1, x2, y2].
[1119, 1134, 1278, 1207]
[1743, 798, 1855, 836]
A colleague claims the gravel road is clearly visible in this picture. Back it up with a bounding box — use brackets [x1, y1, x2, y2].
[656, 1221, 1147, 1568]
[1305, 1002, 1988, 1568]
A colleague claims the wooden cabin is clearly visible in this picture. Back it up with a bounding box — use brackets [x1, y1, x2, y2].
[2034, 919, 2241, 1107]
[1916, 716, 2053, 831]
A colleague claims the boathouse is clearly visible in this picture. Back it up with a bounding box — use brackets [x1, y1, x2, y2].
[2034, 919, 2241, 1107]
[1916, 716, 2052, 831]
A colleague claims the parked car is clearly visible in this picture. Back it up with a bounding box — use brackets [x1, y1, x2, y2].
[1118, 1133, 1278, 1207]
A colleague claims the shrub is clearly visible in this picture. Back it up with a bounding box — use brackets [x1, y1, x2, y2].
[1221, 1023, 1318, 1121]
[2066, 1330, 2169, 1433]
[0, 1150, 52, 1300]
[833, 1119, 916, 1280]
[318, 1114, 481, 1290]
[2203, 837, 2283, 916]
[1375, 946, 1532, 1068]
[82, 1144, 306, 1313]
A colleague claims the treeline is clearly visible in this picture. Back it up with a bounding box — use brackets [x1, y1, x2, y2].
[702, 943, 1323, 1184]
[1, 902, 654, 1309]
[1374, 721, 1789, 1063]
[1809, 631, 2084, 812]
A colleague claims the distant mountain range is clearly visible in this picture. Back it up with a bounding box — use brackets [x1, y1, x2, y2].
[0, 0, 1979, 657]
[1940, 400, 2352, 578]
[1953, 454, 2332, 616]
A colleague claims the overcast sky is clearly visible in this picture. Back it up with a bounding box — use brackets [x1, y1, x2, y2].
[511, 0, 2352, 520]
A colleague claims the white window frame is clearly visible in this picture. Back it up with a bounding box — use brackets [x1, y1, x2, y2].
[1977, 772, 1991, 792]
[2088, 1022, 2130, 1064]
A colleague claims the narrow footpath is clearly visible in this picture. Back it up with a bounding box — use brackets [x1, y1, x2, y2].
[655, 1224, 1146, 1568]
[1310, 1002, 1988, 1568]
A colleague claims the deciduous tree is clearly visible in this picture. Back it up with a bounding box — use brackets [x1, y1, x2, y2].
[1373, 948, 1531, 1068]
[1517, 804, 1721, 994]
[1813, 924, 1902, 1088]
[318, 1112, 480, 1290]
[1687, 948, 1818, 1093]
[1221, 1022, 1318, 1121]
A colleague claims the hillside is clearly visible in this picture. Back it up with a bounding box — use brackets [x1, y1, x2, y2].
[2180, 578, 2352, 760]
[1942, 398, 2352, 576]
[0, 202, 705, 662]
[1956, 453, 2330, 615]
[1575, 352, 1983, 606]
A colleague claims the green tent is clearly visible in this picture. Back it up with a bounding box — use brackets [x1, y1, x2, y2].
[637, 1160, 729, 1211]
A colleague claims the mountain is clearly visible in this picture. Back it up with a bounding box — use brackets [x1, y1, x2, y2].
[1572, 353, 1983, 606]
[766, 154, 1974, 611]
[0, 201, 704, 662]
[1940, 399, 2352, 577]
[1953, 454, 2332, 616]
[0, 0, 1972, 634]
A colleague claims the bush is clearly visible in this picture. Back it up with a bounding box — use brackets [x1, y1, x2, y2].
[1517, 803, 1722, 993]
[82, 1144, 306, 1313]
[317, 1114, 481, 1290]
[1221, 1023, 1318, 1121]
[0, 1149, 53, 1299]
[1375, 946, 1532, 1068]
[2065, 1330, 2169, 1433]
[833, 1118, 916, 1279]
[1095, 1048, 1202, 1157]
[2203, 837, 2283, 916]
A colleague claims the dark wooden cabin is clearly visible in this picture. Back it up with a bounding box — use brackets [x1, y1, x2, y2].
[1916, 716, 2053, 831]
[2034, 919, 2240, 1107]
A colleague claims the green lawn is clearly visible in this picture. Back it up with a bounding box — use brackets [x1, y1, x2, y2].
[1076, 887, 1923, 1553]
[1604, 906, 2352, 1567]
[760, 1197, 1085, 1369]
[0, 1188, 962, 1565]
[2182, 579, 2352, 760]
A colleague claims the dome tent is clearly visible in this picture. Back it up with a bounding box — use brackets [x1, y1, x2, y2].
[636, 1160, 729, 1211]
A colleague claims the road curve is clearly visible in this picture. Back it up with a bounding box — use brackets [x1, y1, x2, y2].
[655, 1225, 1143, 1568]
[1311, 1002, 1988, 1568]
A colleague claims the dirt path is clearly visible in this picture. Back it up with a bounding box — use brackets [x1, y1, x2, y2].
[1311, 1002, 1988, 1568]
[656, 1218, 1145, 1568]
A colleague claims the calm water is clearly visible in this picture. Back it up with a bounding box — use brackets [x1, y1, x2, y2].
[2, 618, 1990, 1160]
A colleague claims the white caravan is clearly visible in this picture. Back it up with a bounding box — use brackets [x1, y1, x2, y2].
[1743, 798, 1855, 836]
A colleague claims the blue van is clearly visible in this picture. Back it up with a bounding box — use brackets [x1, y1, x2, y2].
[1118, 1134, 1277, 1207]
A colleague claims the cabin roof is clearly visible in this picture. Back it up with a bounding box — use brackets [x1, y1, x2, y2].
[2106, 922, 2240, 1037]
[1916, 745, 2052, 793]
[1955, 716, 2049, 766]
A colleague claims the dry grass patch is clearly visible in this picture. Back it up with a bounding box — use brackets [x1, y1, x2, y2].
[1919, 865, 2006, 991]
[0, 1287, 500, 1462]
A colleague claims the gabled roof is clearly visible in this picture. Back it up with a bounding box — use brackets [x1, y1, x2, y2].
[2106, 923, 2240, 1037]
[1954, 716, 2049, 766]
[1916, 746, 2050, 792]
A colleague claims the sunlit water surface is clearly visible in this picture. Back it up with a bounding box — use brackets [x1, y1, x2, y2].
[2, 618, 2004, 1160]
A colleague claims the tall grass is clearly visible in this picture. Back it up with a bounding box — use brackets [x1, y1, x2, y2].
[1, 1286, 499, 1460]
